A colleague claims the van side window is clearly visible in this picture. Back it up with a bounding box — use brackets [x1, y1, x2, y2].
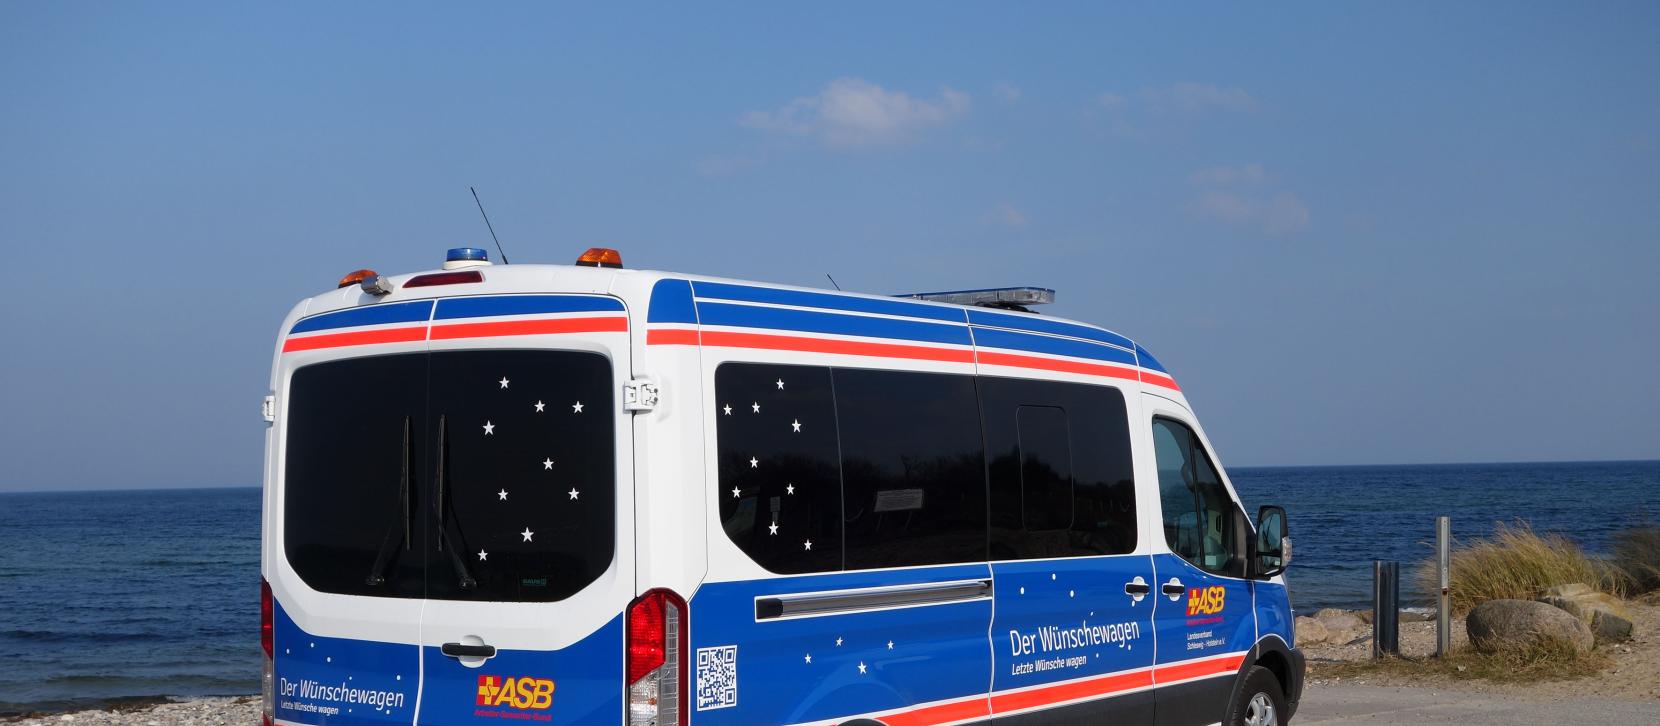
[1152, 417, 1246, 577]
[835, 369, 987, 570]
[982, 377, 1137, 560]
[715, 363, 843, 574]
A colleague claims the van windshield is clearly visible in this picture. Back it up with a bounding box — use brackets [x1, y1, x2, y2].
[284, 350, 616, 602]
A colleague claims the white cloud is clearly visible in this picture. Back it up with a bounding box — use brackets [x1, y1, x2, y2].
[993, 83, 1023, 103]
[984, 202, 1028, 227]
[1146, 82, 1258, 114]
[1096, 91, 1128, 110]
[1190, 190, 1309, 235]
[1190, 164, 1267, 186]
[740, 78, 971, 149]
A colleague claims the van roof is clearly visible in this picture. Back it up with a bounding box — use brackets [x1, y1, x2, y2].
[285, 261, 1171, 381]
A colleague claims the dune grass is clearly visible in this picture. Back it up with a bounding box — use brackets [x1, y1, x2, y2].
[1612, 525, 1660, 595]
[1417, 521, 1622, 615]
[1322, 636, 1611, 684]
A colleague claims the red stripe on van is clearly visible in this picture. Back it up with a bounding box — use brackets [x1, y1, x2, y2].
[881, 697, 991, 726]
[282, 326, 428, 352]
[646, 328, 700, 345]
[1139, 371, 1181, 392]
[1154, 653, 1246, 683]
[428, 316, 627, 341]
[976, 351, 1140, 382]
[989, 668, 1153, 714]
[699, 331, 976, 364]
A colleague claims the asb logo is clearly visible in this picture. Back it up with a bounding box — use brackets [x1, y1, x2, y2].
[476, 675, 556, 710]
[1187, 586, 1226, 617]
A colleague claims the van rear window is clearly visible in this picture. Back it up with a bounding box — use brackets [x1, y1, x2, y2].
[284, 350, 615, 602]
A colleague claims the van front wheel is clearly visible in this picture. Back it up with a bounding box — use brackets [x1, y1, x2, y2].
[1227, 666, 1286, 726]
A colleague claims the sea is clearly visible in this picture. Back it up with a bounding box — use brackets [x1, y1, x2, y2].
[1, 461, 1656, 713]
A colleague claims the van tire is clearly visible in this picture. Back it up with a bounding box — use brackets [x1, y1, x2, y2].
[1226, 666, 1287, 726]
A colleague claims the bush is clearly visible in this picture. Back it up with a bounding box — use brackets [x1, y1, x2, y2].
[1417, 521, 1622, 614]
[1612, 525, 1660, 594]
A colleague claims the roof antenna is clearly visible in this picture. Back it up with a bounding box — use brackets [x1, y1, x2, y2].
[469, 186, 510, 265]
[825, 274, 842, 291]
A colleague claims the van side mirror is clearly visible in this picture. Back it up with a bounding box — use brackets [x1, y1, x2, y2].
[1254, 505, 1290, 579]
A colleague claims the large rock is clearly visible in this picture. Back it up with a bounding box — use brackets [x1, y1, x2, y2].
[1537, 586, 1635, 644]
[1295, 616, 1329, 645]
[1466, 599, 1594, 654]
[1314, 608, 1366, 633]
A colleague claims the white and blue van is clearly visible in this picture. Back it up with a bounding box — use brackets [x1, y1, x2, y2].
[259, 247, 1303, 726]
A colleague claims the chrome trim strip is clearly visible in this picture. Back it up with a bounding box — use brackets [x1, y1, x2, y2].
[755, 579, 992, 620]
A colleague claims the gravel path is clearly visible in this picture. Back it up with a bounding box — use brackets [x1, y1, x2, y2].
[1, 697, 257, 726]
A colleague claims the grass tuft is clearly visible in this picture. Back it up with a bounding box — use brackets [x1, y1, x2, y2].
[1612, 525, 1660, 595]
[1416, 520, 1621, 614]
[1321, 636, 1611, 684]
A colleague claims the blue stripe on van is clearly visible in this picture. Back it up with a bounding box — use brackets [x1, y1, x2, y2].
[433, 295, 624, 320]
[697, 301, 974, 347]
[289, 300, 434, 335]
[1134, 344, 1167, 373]
[647, 278, 699, 324]
[693, 281, 969, 324]
[966, 309, 1134, 350]
[971, 327, 1139, 366]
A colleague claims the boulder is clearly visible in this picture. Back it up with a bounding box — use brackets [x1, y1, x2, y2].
[1537, 589, 1634, 644]
[1590, 610, 1635, 644]
[1295, 616, 1329, 645]
[1314, 608, 1366, 633]
[1466, 599, 1594, 654]
[1543, 583, 1596, 598]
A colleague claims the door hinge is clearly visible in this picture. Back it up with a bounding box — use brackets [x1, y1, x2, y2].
[261, 394, 276, 423]
[623, 379, 659, 412]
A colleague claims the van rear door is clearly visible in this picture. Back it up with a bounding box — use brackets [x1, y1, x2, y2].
[275, 343, 431, 725]
[416, 296, 635, 725]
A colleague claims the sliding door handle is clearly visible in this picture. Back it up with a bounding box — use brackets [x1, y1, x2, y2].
[441, 642, 497, 659]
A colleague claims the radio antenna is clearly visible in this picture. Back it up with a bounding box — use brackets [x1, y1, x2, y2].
[469, 186, 510, 265]
[826, 274, 842, 291]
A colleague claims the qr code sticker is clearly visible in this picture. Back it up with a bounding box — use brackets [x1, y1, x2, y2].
[695, 644, 738, 711]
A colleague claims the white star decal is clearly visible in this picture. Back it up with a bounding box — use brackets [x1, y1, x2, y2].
[1069, 590, 1076, 598]
[804, 539, 814, 551]
[534, 400, 546, 413]
[543, 458, 554, 470]
[786, 483, 795, 495]
[776, 379, 785, 390]
[791, 419, 802, 432]
[858, 662, 867, 674]
[731, 486, 742, 499]
[887, 640, 894, 649]
[497, 489, 508, 501]
[768, 522, 779, 535]
[751, 402, 760, 413]
[749, 456, 759, 468]
[498, 377, 510, 389]
[482, 421, 495, 435]
[478, 549, 488, 561]
[835, 637, 843, 646]
[571, 401, 584, 413]
[568, 487, 580, 501]
[723, 404, 732, 415]
[804, 654, 812, 664]
[521, 527, 534, 542]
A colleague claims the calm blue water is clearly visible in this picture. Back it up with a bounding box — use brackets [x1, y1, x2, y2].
[1, 462, 1656, 712]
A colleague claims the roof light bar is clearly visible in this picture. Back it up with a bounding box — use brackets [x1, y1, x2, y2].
[898, 286, 1056, 310]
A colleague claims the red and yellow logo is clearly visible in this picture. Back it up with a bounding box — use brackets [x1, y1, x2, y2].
[1187, 586, 1226, 617]
[476, 675, 555, 710]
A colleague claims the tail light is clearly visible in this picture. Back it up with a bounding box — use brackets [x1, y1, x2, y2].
[261, 579, 275, 726]
[626, 589, 686, 726]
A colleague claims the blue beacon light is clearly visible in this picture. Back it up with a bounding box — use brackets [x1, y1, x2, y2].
[447, 248, 489, 263]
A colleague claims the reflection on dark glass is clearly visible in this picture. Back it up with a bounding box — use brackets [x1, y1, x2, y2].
[1017, 406, 1073, 531]
[715, 364, 843, 573]
[285, 353, 428, 599]
[1152, 417, 1244, 577]
[984, 377, 1136, 560]
[835, 369, 986, 570]
[426, 350, 615, 602]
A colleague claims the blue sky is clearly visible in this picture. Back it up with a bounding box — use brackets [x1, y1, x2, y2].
[1, 2, 1656, 491]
